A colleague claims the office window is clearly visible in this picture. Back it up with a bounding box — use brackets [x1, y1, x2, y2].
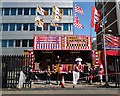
[70, 23, 73, 31]
[8, 40, 14, 47]
[18, 8, 22, 15]
[37, 26, 42, 31]
[2, 8, 4, 15]
[50, 8, 52, 15]
[22, 40, 27, 47]
[2, 40, 7, 47]
[11, 8, 16, 15]
[4, 8, 9, 15]
[24, 8, 29, 15]
[63, 8, 68, 15]
[16, 24, 22, 31]
[15, 40, 20, 47]
[63, 24, 68, 31]
[70, 8, 73, 16]
[0, 24, 1, 31]
[30, 23, 35, 31]
[44, 23, 48, 31]
[29, 39, 33, 47]
[43, 8, 49, 15]
[3, 24, 8, 31]
[57, 24, 62, 30]
[50, 26, 55, 31]
[23, 24, 28, 31]
[31, 8, 36, 15]
[10, 23, 15, 31]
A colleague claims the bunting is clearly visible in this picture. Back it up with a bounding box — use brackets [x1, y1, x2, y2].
[51, 6, 63, 27]
[91, 6, 100, 32]
[36, 6, 48, 16]
[74, 13, 84, 29]
[35, 15, 46, 30]
[74, 4, 84, 15]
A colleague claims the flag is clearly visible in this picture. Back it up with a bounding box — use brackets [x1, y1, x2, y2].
[35, 15, 46, 30]
[74, 13, 84, 29]
[36, 6, 48, 16]
[52, 6, 63, 22]
[91, 6, 100, 32]
[74, 4, 84, 15]
[50, 20, 61, 27]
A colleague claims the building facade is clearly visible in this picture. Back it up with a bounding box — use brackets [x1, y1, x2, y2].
[95, 0, 120, 50]
[0, 0, 73, 55]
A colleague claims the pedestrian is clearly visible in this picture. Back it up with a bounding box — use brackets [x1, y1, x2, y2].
[75, 56, 82, 65]
[45, 66, 51, 85]
[73, 64, 80, 88]
[58, 64, 63, 85]
[99, 68, 104, 85]
[54, 55, 61, 85]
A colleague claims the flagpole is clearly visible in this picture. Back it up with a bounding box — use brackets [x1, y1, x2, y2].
[102, 0, 109, 87]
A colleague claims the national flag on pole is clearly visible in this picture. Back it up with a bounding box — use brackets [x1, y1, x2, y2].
[74, 12, 84, 29]
[36, 6, 48, 16]
[35, 15, 46, 30]
[91, 6, 100, 32]
[74, 4, 84, 15]
[50, 20, 61, 27]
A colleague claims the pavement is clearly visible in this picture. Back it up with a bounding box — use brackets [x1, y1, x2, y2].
[2, 80, 120, 95]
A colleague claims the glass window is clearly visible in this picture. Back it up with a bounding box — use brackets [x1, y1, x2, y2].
[37, 26, 42, 31]
[31, 8, 36, 15]
[70, 8, 73, 16]
[23, 24, 28, 31]
[2, 8, 4, 15]
[3, 24, 8, 31]
[0, 24, 1, 31]
[18, 8, 22, 15]
[44, 23, 48, 30]
[50, 26, 55, 31]
[43, 8, 49, 15]
[63, 24, 68, 31]
[8, 40, 14, 47]
[70, 23, 73, 31]
[30, 23, 35, 31]
[57, 24, 62, 30]
[22, 40, 27, 47]
[4, 8, 9, 15]
[50, 8, 52, 15]
[29, 39, 33, 47]
[11, 8, 16, 15]
[16, 24, 22, 31]
[15, 40, 20, 47]
[63, 8, 68, 15]
[10, 23, 15, 31]
[2, 40, 7, 47]
[24, 8, 29, 15]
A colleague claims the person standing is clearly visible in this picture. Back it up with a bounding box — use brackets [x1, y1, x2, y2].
[75, 56, 82, 65]
[45, 66, 51, 85]
[55, 55, 61, 85]
[73, 64, 80, 88]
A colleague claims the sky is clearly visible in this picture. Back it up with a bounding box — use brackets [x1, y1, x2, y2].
[73, 1, 96, 37]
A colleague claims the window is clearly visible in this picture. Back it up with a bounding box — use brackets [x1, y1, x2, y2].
[3, 24, 8, 31]
[43, 8, 49, 15]
[57, 24, 62, 30]
[37, 26, 42, 31]
[50, 8, 52, 15]
[16, 24, 22, 31]
[2, 8, 4, 15]
[15, 40, 20, 47]
[18, 8, 22, 15]
[70, 23, 73, 31]
[23, 24, 28, 31]
[22, 40, 27, 47]
[31, 8, 36, 15]
[30, 23, 35, 31]
[29, 39, 33, 47]
[63, 8, 68, 15]
[8, 40, 14, 47]
[50, 26, 55, 31]
[24, 8, 29, 15]
[10, 23, 15, 31]
[70, 8, 73, 16]
[63, 24, 68, 31]
[11, 8, 16, 15]
[2, 40, 7, 47]
[44, 23, 48, 31]
[0, 24, 1, 31]
[4, 8, 9, 15]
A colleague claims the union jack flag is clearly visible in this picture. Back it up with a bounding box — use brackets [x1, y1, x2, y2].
[74, 13, 84, 29]
[74, 4, 84, 15]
